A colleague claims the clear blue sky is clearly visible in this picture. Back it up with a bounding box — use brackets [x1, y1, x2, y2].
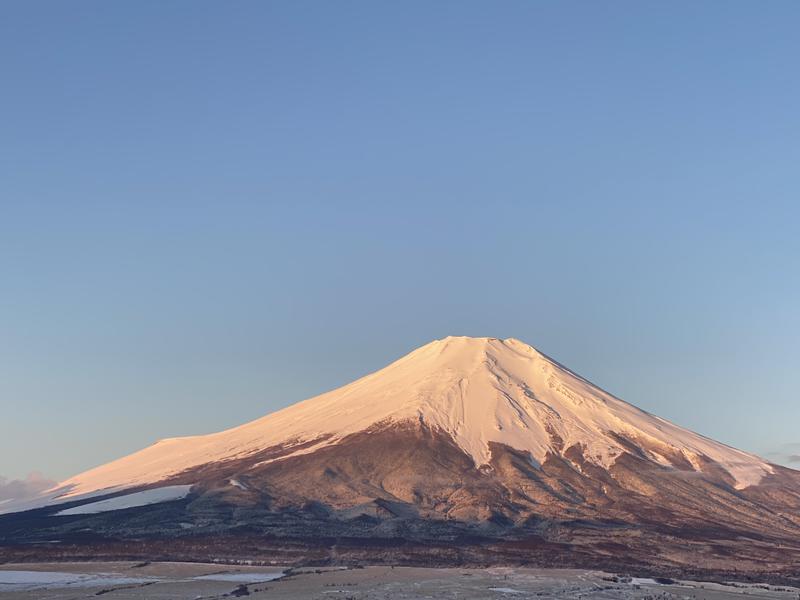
[1, 1, 799, 482]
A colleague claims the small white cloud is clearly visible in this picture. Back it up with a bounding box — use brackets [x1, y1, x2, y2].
[0, 472, 57, 502]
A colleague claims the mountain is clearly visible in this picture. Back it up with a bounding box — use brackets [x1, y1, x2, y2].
[2, 336, 800, 580]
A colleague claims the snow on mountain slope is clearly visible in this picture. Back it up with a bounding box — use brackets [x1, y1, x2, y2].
[26, 337, 775, 508]
[54, 485, 193, 516]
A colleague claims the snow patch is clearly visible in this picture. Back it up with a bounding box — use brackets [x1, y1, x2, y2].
[55, 485, 193, 515]
[0, 570, 156, 591]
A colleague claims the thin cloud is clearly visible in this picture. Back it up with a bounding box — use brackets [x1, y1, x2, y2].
[764, 444, 800, 469]
[0, 472, 57, 502]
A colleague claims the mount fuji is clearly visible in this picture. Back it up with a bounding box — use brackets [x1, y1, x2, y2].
[3, 337, 799, 579]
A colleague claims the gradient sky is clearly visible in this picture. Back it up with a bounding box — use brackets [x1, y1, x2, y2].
[1, 1, 799, 483]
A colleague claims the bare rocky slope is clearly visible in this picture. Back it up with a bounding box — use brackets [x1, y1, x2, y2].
[2, 337, 799, 580]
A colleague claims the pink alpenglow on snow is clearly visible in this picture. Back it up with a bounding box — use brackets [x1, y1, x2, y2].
[5, 336, 773, 517]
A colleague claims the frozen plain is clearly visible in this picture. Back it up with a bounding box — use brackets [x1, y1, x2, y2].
[1, 562, 799, 600]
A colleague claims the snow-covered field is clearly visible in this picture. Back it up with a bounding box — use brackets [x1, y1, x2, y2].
[0, 562, 287, 597]
[0, 570, 155, 591]
[0, 563, 797, 600]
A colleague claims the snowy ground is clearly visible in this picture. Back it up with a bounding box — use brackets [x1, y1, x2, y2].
[1, 563, 798, 599]
[0, 571, 155, 591]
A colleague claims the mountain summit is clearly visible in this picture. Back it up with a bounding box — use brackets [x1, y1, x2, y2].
[2, 336, 799, 578]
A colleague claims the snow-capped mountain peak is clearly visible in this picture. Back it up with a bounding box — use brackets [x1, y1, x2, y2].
[6, 336, 772, 515]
